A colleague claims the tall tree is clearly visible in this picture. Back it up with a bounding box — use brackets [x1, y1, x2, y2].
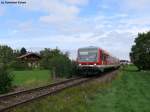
[130, 31, 150, 70]
[0, 45, 14, 64]
[20, 47, 27, 55]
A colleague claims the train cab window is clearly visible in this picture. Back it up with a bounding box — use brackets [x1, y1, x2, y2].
[78, 49, 98, 62]
[79, 51, 88, 55]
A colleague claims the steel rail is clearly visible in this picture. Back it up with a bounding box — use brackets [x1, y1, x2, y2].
[0, 77, 81, 99]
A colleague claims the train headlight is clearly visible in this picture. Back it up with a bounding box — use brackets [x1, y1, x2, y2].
[79, 64, 81, 66]
[94, 63, 96, 65]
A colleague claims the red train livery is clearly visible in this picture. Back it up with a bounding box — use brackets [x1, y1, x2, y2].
[77, 46, 120, 73]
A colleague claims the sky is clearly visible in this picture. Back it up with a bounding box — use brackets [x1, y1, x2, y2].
[0, 0, 150, 60]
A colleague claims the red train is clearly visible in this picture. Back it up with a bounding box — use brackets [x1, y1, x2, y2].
[77, 46, 120, 74]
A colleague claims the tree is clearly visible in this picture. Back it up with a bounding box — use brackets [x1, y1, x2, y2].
[40, 48, 76, 78]
[0, 45, 14, 64]
[40, 48, 61, 69]
[20, 47, 27, 55]
[48, 55, 73, 78]
[0, 64, 13, 94]
[130, 31, 150, 70]
[13, 49, 21, 57]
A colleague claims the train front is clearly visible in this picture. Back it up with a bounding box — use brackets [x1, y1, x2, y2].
[77, 47, 99, 75]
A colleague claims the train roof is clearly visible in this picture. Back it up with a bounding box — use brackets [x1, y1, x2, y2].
[78, 46, 119, 60]
[78, 46, 99, 50]
[78, 46, 108, 53]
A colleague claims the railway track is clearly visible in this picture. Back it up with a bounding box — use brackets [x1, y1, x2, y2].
[0, 70, 118, 112]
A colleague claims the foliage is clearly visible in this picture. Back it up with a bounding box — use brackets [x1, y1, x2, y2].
[0, 45, 28, 70]
[0, 64, 13, 94]
[40, 48, 76, 77]
[20, 47, 27, 55]
[130, 31, 150, 70]
[13, 49, 21, 57]
[0, 45, 14, 64]
[0, 45, 77, 75]
[71, 61, 78, 76]
[48, 55, 72, 77]
[40, 48, 56, 69]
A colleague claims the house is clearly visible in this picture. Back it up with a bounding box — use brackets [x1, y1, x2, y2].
[17, 52, 41, 68]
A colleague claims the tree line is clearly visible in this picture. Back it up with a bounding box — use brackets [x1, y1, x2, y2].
[0, 45, 77, 93]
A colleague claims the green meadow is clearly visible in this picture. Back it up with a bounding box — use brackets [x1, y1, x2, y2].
[12, 70, 52, 88]
[12, 65, 150, 112]
[88, 65, 150, 112]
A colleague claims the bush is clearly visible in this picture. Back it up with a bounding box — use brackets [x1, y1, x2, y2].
[0, 45, 14, 64]
[0, 64, 13, 94]
[49, 55, 73, 78]
[70, 61, 78, 76]
[40, 48, 78, 78]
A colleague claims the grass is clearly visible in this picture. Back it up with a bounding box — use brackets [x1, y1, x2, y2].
[12, 70, 52, 88]
[12, 79, 106, 112]
[88, 65, 150, 112]
[12, 65, 150, 112]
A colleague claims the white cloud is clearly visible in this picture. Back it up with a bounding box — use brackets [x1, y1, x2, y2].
[22, 0, 88, 24]
[39, 10, 78, 24]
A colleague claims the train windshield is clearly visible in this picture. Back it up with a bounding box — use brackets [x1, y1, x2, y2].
[78, 49, 98, 62]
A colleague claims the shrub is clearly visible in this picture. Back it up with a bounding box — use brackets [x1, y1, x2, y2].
[40, 48, 78, 78]
[0, 45, 14, 64]
[0, 64, 13, 94]
[70, 61, 78, 76]
[49, 55, 73, 78]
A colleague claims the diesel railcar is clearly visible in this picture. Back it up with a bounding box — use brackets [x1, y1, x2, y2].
[77, 46, 120, 74]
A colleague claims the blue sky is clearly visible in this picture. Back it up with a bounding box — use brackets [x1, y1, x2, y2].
[0, 0, 150, 60]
